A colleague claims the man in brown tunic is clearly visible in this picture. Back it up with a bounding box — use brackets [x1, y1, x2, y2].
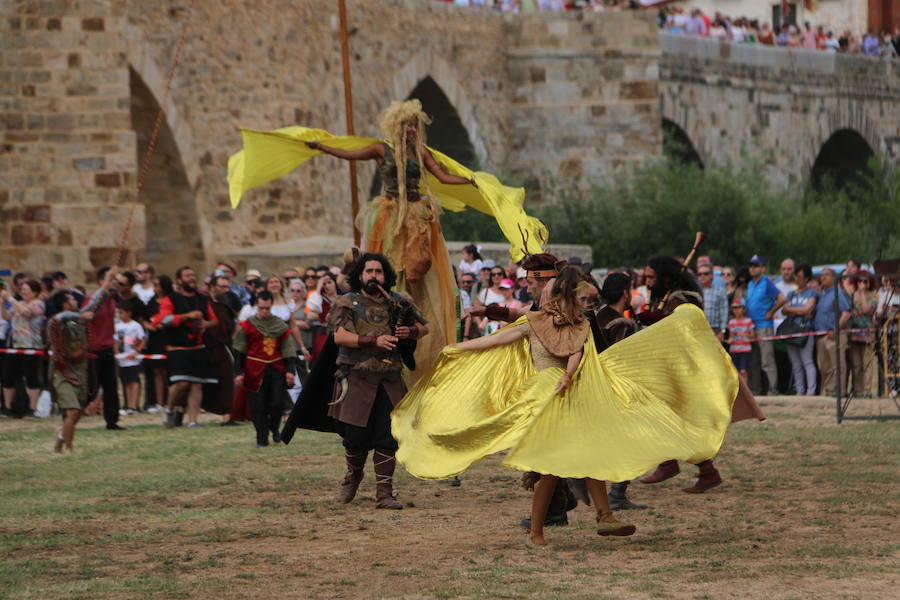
[328, 253, 428, 510]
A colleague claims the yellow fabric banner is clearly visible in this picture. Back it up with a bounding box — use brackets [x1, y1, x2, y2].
[227, 126, 548, 261]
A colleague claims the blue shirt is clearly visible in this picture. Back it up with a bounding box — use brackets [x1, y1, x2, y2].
[786, 287, 817, 325]
[746, 276, 781, 328]
[813, 286, 851, 332]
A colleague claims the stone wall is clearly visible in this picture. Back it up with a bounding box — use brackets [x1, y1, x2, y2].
[505, 10, 661, 197]
[660, 32, 900, 187]
[2, 0, 661, 282]
[0, 0, 140, 282]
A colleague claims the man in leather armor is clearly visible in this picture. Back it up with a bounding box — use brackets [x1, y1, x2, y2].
[328, 253, 428, 510]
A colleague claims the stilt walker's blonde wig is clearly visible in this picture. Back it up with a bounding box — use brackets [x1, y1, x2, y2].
[377, 99, 437, 232]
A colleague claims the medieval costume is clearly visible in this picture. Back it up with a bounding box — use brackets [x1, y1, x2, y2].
[392, 275, 740, 542]
[282, 253, 428, 510]
[233, 313, 298, 447]
[202, 293, 237, 417]
[637, 256, 766, 493]
[227, 100, 546, 375]
[47, 288, 111, 414]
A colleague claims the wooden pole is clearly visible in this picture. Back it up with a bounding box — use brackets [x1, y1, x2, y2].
[338, 0, 360, 247]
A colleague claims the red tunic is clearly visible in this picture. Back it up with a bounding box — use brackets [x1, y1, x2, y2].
[239, 320, 291, 393]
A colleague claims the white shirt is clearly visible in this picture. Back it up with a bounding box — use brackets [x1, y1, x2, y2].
[115, 320, 146, 367]
[478, 288, 505, 306]
[238, 301, 295, 323]
[774, 280, 797, 326]
[132, 283, 156, 305]
[458, 258, 483, 276]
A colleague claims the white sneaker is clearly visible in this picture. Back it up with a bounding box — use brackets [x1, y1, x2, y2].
[187, 421, 201, 429]
[145, 405, 162, 414]
[119, 409, 129, 417]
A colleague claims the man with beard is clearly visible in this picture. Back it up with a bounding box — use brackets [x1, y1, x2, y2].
[153, 266, 218, 428]
[233, 291, 297, 447]
[328, 253, 428, 510]
[638, 255, 764, 493]
[205, 275, 238, 423]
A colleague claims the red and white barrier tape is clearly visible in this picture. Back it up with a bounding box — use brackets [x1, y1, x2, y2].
[0, 349, 167, 359]
[754, 327, 875, 342]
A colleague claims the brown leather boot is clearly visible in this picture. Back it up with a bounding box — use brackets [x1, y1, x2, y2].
[338, 450, 367, 504]
[373, 449, 403, 509]
[639, 459, 680, 484]
[682, 459, 722, 493]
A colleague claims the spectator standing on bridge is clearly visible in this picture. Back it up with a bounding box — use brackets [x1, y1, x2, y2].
[863, 29, 880, 55]
[746, 255, 786, 395]
[801, 22, 817, 50]
[759, 22, 775, 45]
[824, 31, 840, 52]
[0, 279, 45, 418]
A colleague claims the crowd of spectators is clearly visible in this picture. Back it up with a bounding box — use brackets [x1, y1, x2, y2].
[439, 0, 900, 57]
[1, 251, 897, 429]
[661, 6, 900, 57]
[691, 255, 899, 398]
[437, 1, 638, 13]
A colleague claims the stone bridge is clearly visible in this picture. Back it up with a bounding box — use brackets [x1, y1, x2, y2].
[2, 0, 898, 280]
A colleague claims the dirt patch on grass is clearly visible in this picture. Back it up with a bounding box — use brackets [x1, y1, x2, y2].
[2, 396, 898, 599]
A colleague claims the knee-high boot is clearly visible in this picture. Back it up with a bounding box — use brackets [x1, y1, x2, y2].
[373, 448, 402, 509]
[586, 478, 636, 537]
[338, 449, 367, 504]
[639, 459, 680, 484]
[682, 459, 722, 494]
[608, 481, 649, 510]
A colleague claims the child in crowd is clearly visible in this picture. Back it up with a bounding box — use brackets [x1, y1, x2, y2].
[114, 302, 145, 415]
[728, 297, 754, 383]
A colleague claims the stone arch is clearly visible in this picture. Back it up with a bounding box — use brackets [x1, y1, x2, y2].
[662, 118, 704, 168]
[125, 25, 200, 188]
[811, 128, 875, 191]
[391, 51, 488, 166]
[658, 85, 709, 168]
[129, 67, 206, 272]
[369, 75, 479, 198]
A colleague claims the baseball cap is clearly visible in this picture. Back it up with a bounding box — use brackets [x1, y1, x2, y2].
[499, 278, 514, 289]
[245, 269, 262, 281]
[749, 255, 765, 266]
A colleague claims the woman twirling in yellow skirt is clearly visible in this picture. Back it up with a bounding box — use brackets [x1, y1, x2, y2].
[392, 267, 740, 546]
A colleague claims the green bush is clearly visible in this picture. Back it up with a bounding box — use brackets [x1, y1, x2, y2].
[531, 155, 900, 269]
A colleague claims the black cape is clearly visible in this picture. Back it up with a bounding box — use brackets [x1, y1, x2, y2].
[280, 335, 339, 443]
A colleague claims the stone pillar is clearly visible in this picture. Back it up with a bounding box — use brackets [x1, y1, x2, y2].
[506, 10, 661, 198]
[0, 0, 139, 284]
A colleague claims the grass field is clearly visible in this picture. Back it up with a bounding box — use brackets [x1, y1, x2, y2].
[1, 396, 898, 600]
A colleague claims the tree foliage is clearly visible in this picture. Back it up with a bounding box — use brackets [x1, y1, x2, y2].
[532, 155, 900, 269]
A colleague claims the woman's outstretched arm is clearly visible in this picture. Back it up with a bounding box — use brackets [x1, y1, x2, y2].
[423, 149, 477, 187]
[453, 323, 525, 351]
[306, 141, 383, 162]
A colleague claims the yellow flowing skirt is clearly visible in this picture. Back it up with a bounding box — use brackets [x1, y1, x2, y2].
[392, 305, 739, 482]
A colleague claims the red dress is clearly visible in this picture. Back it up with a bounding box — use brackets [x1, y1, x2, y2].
[311, 298, 332, 360]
